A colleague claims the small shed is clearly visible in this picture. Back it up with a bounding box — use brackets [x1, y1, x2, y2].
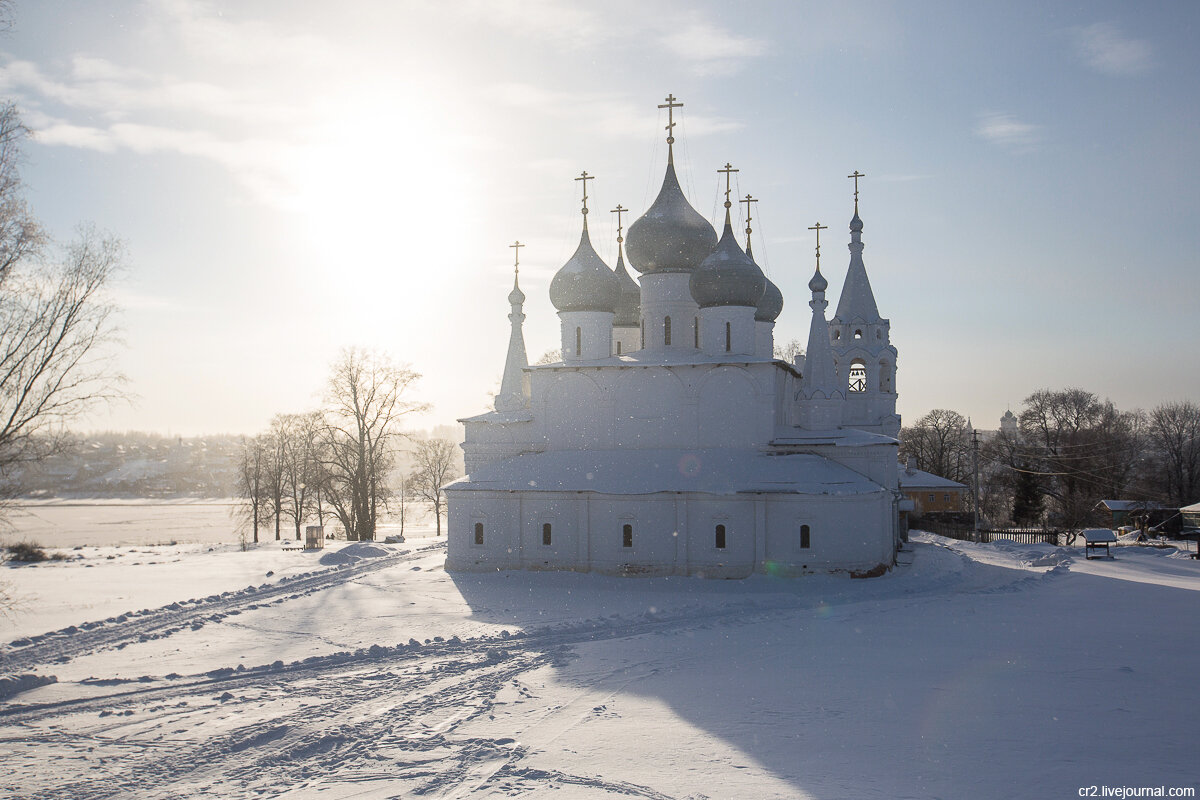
[1082, 528, 1117, 559]
[1181, 501, 1200, 531]
[305, 525, 325, 550]
[1096, 500, 1173, 531]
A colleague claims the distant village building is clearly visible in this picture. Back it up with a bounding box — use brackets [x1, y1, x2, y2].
[999, 409, 1018, 438]
[1096, 499, 1174, 531]
[898, 459, 968, 515]
[445, 99, 903, 578]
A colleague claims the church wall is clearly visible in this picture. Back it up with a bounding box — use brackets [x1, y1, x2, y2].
[462, 419, 538, 473]
[697, 307, 756, 357]
[764, 493, 892, 575]
[640, 273, 699, 352]
[519, 495, 581, 571]
[587, 496, 679, 575]
[559, 311, 614, 361]
[446, 494, 523, 571]
[613, 325, 640, 357]
[755, 321, 775, 359]
[684, 496, 757, 578]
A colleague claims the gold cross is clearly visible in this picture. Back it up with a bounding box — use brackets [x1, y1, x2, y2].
[740, 194, 758, 237]
[808, 222, 828, 269]
[574, 170, 594, 215]
[717, 162, 739, 209]
[658, 93, 683, 144]
[611, 204, 627, 244]
[848, 170, 865, 208]
[509, 240, 524, 275]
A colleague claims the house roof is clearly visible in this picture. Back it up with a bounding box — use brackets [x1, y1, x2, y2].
[1097, 500, 1171, 512]
[898, 468, 967, 491]
[446, 448, 886, 497]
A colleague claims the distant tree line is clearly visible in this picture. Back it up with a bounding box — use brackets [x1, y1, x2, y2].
[236, 348, 461, 543]
[901, 388, 1200, 530]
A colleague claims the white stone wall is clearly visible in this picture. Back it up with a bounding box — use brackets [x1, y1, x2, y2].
[698, 306, 757, 356]
[639, 273, 699, 352]
[445, 489, 895, 577]
[559, 311, 614, 361]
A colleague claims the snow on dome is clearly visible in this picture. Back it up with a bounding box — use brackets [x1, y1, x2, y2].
[612, 251, 641, 327]
[625, 160, 717, 275]
[549, 224, 620, 313]
[690, 217, 766, 308]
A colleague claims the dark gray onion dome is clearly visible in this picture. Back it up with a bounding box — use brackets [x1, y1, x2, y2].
[549, 223, 620, 313]
[747, 240, 783, 322]
[850, 210, 863, 232]
[808, 265, 828, 293]
[625, 160, 717, 274]
[612, 251, 641, 327]
[690, 217, 766, 308]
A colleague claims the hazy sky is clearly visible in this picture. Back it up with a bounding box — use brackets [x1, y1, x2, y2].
[3, 0, 1197, 435]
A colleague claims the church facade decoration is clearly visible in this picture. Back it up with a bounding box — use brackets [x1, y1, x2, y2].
[445, 98, 903, 578]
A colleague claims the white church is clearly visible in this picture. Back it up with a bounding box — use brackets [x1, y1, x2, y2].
[445, 98, 903, 578]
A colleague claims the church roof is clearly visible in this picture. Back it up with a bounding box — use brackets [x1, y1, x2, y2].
[549, 221, 620, 313]
[690, 214, 765, 308]
[446, 448, 886, 496]
[833, 209, 881, 323]
[625, 158, 717, 274]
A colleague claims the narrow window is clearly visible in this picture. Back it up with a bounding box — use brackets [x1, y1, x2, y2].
[473, 522, 484, 545]
[833, 330, 841, 340]
[800, 524, 810, 549]
[725, 321, 731, 352]
[664, 316, 671, 346]
[928, 493, 935, 502]
[616, 341, 622, 355]
[694, 318, 699, 348]
[848, 358, 867, 393]
[640, 320, 645, 349]
[853, 329, 863, 340]
[542, 522, 552, 546]
[943, 494, 950, 503]
[622, 523, 633, 548]
[715, 524, 726, 549]
[575, 327, 582, 355]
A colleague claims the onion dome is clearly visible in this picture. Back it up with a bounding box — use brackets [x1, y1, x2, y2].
[808, 265, 828, 294]
[625, 158, 717, 274]
[508, 277, 525, 306]
[850, 210, 863, 232]
[747, 240, 783, 322]
[690, 214, 766, 308]
[549, 220, 620, 313]
[612, 250, 641, 327]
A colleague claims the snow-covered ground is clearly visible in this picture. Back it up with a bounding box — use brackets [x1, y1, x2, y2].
[1, 531, 1197, 799]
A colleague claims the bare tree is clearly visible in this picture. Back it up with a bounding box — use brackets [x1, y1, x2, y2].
[1148, 401, 1200, 508]
[900, 409, 972, 483]
[235, 435, 269, 544]
[535, 349, 560, 365]
[773, 338, 804, 363]
[321, 348, 424, 541]
[0, 103, 43, 288]
[281, 411, 322, 540]
[410, 438, 458, 536]
[0, 226, 125, 495]
[262, 421, 287, 541]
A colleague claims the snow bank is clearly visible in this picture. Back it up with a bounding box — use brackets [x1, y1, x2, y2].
[318, 542, 390, 565]
[0, 673, 57, 700]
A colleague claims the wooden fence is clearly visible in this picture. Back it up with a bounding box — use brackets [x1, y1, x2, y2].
[917, 519, 1062, 545]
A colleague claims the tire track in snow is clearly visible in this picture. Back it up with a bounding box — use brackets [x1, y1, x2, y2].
[0, 548, 427, 672]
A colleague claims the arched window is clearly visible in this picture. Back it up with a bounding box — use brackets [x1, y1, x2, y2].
[853, 329, 863, 340]
[664, 316, 672, 346]
[849, 358, 867, 393]
[542, 522, 552, 546]
[616, 341, 622, 355]
[799, 524, 810, 549]
[622, 523, 633, 548]
[473, 522, 484, 545]
[575, 327, 582, 356]
[833, 330, 841, 340]
[715, 524, 726, 549]
[725, 322, 731, 352]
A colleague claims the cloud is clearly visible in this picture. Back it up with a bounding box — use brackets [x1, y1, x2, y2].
[974, 112, 1040, 152]
[660, 21, 769, 76]
[1071, 22, 1152, 76]
[460, 0, 614, 48]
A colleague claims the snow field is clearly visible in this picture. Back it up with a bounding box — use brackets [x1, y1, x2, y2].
[0, 532, 1197, 798]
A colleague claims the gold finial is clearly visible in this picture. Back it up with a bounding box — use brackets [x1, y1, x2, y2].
[717, 162, 739, 210]
[740, 193, 758, 243]
[574, 170, 594, 216]
[611, 204, 627, 247]
[509, 240, 524, 276]
[848, 170, 866, 212]
[658, 93, 683, 147]
[808, 221, 828, 269]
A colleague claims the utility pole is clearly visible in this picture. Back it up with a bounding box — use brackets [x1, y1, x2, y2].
[972, 427, 981, 542]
